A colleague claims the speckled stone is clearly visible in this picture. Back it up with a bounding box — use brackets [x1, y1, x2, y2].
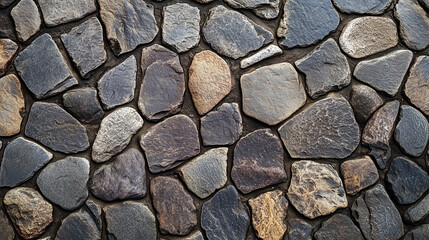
[0, 39, 17, 75]
[0, 74, 24, 136]
[38, 0, 96, 26]
[62, 87, 104, 124]
[404, 56, 429, 116]
[332, 0, 392, 14]
[340, 156, 379, 195]
[349, 84, 383, 123]
[314, 214, 364, 240]
[11, 0, 41, 42]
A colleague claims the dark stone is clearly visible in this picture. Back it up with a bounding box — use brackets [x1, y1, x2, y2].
[403, 224, 429, 240]
[405, 56, 429, 116]
[11, 0, 41, 42]
[314, 214, 364, 240]
[38, 0, 96, 26]
[332, 0, 392, 14]
[340, 156, 379, 195]
[0, 15, 16, 40]
[181, 231, 204, 240]
[285, 219, 313, 240]
[0, 0, 14, 8]
[0, 39, 17, 76]
[404, 194, 429, 223]
[349, 84, 383, 123]
[63, 87, 104, 124]
[0, 208, 15, 240]
[223, 0, 280, 19]
[421, 0, 429, 8]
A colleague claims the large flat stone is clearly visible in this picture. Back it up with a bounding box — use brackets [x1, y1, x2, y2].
[314, 214, 364, 240]
[224, 0, 280, 19]
[11, 0, 41, 42]
[332, 0, 392, 14]
[349, 84, 383, 123]
[0, 39, 17, 75]
[404, 193, 429, 223]
[62, 87, 104, 124]
[0, 74, 24, 136]
[340, 156, 379, 195]
[38, 0, 96, 26]
[405, 56, 429, 116]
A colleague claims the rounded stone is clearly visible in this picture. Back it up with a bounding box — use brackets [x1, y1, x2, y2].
[404, 194, 429, 223]
[0, 208, 15, 240]
[332, 0, 392, 14]
[10, 0, 41, 42]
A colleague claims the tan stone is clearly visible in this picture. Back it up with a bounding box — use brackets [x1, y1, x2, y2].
[340, 156, 379, 195]
[0, 39, 18, 76]
[0, 74, 25, 136]
[404, 56, 429, 116]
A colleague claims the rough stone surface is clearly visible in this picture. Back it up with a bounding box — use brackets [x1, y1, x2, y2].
[405, 56, 429, 116]
[404, 194, 429, 223]
[403, 224, 429, 240]
[180, 231, 204, 240]
[349, 84, 383, 123]
[314, 214, 364, 240]
[285, 219, 313, 240]
[241, 63, 306, 125]
[224, 0, 280, 19]
[140, 44, 179, 72]
[38, 0, 96, 26]
[240, 44, 282, 68]
[62, 87, 104, 124]
[332, 0, 392, 14]
[279, 95, 360, 159]
[11, 0, 41, 42]
[0, 74, 24, 136]
[0, 0, 14, 8]
[0, 208, 15, 240]
[340, 156, 379, 195]
[0, 39, 17, 75]
[0, 15, 15, 40]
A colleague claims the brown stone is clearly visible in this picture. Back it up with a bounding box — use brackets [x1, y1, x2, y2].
[0, 39, 17, 76]
[340, 156, 379, 195]
[0, 74, 24, 136]
[0, 208, 15, 240]
[404, 56, 429, 115]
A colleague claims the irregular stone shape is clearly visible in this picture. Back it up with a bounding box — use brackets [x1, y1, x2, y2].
[248, 190, 288, 240]
[99, 0, 158, 55]
[25, 102, 89, 153]
[404, 194, 429, 223]
[61, 17, 106, 78]
[14, 34, 77, 99]
[200, 103, 242, 146]
[201, 186, 250, 240]
[241, 63, 306, 125]
[405, 56, 429, 116]
[91, 148, 147, 201]
[98, 56, 137, 110]
[38, 0, 96, 27]
[339, 17, 398, 58]
[162, 3, 200, 52]
[3, 187, 53, 239]
[141, 44, 180, 72]
[189, 50, 231, 115]
[0, 208, 15, 240]
[63, 87, 104, 124]
[354, 50, 413, 96]
[140, 114, 200, 173]
[0, 0, 14, 8]
[288, 161, 347, 219]
[224, 0, 280, 19]
[0, 15, 15, 40]
[278, 95, 360, 159]
[351, 184, 404, 240]
[104, 202, 156, 240]
[0, 137, 52, 187]
[403, 224, 429, 240]
[179, 148, 228, 199]
[37, 157, 90, 210]
[386, 157, 429, 204]
[285, 219, 313, 240]
[349, 84, 383, 123]
[332, 0, 392, 14]
[92, 107, 143, 163]
[180, 231, 204, 240]
[202, 5, 273, 59]
[340, 156, 379, 195]
[232, 129, 287, 194]
[11, 0, 41, 42]
[362, 100, 400, 169]
[0, 39, 17, 75]
[150, 176, 197, 235]
[314, 214, 364, 240]
[277, 0, 339, 48]
[295, 38, 350, 99]
[0, 74, 24, 136]
[240, 44, 282, 68]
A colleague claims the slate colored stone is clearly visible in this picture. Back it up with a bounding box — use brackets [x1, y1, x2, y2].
[315, 214, 364, 240]
[37, 157, 90, 210]
[140, 114, 200, 173]
[0, 74, 24, 136]
[340, 156, 379, 195]
[140, 44, 179, 72]
[349, 84, 383, 123]
[38, 0, 96, 27]
[14, 34, 77, 99]
[285, 219, 313, 240]
[0, 15, 15, 40]
[11, 0, 41, 42]
[201, 186, 250, 240]
[279, 95, 360, 159]
[295, 38, 351, 99]
[63, 87, 104, 124]
[0, 208, 15, 240]
[404, 194, 429, 223]
[0, 39, 17, 75]
[405, 56, 429, 116]
[180, 231, 204, 240]
[332, 0, 392, 14]
[403, 224, 429, 240]
[224, 0, 280, 19]
[240, 44, 282, 68]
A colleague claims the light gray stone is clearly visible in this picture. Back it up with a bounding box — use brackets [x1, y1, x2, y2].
[332, 0, 392, 14]
[224, 0, 280, 19]
[240, 44, 282, 68]
[11, 0, 41, 42]
[38, 0, 96, 26]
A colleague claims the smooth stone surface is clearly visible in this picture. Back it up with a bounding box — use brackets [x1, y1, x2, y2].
[63, 87, 104, 124]
[38, 0, 96, 26]
[349, 84, 383, 123]
[278, 95, 360, 159]
[0, 208, 15, 240]
[404, 194, 429, 223]
[405, 56, 429, 116]
[403, 224, 429, 240]
[224, 0, 280, 19]
[332, 0, 392, 14]
[240, 44, 282, 68]
[285, 219, 313, 240]
[314, 214, 364, 240]
[340, 156, 379, 195]
[241, 63, 306, 125]
[11, 0, 41, 42]
[0, 74, 24, 136]
[0, 39, 17, 75]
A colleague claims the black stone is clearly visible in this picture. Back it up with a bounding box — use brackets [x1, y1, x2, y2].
[284, 219, 313, 240]
[314, 214, 364, 240]
[403, 224, 429, 240]
[63, 87, 104, 124]
[332, 0, 392, 14]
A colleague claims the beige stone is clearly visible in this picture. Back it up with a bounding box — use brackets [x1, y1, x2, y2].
[0, 74, 24, 136]
[340, 156, 379, 195]
[0, 39, 18, 76]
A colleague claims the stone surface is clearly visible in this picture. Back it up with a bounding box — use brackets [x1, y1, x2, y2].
[240, 44, 282, 68]
[405, 56, 429, 116]
[403, 224, 429, 240]
[349, 84, 383, 123]
[179, 148, 228, 199]
[340, 156, 379, 195]
[421, 0, 429, 8]
[277, 0, 339, 48]
[404, 194, 429, 223]
[202, 5, 273, 59]
[189, 50, 231, 115]
[295, 38, 350, 99]
[224, 0, 280, 19]
[38, 0, 96, 26]
[14, 34, 77, 99]
[0, 0, 14, 8]
[278, 95, 360, 159]
[285, 219, 313, 240]
[332, 0, 392, 14]
[99, 0, 158, 55]
[140, 114, 200, 173]
[0, 15, 15, 40]
[232, 129, 287, 194]
[11, 0, 41, 42]
[0, 39, 17, 75]
[201, 186, 250, 240]
[3, 187, 53, 239]
[314, 214, 364, 240]
[62, 87, 104, 124]
[241, 63, 306, 125]
[92, 107, 144, 163]
[0, 208, 15, 240]
[0, 74, 24, 136]
[37, 157, 90, 210]
[339, 17, 398, 58]
[200, 103, 242, 146]
[351, 184, 404, 240]
[97, 56, 137, 110]
[180, 231, 204, 240]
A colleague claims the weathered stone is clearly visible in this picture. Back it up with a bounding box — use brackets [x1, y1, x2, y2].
[405, 56, 429, 116]
[0, 0, 14, 8]
[224, 0, 280, 19]
[180, 231, 204, 240]
[285, 219, 313, 240]
[63, 87, 104, 124]
[240, 44, 282, 68]
[37, 157, 90, 210]
[403, 224, 429, 240]
[0, 15, 15, 40]
[279, 95, 360, 159]
[315, 214, 364, 240]
[193, 0, 213, 3]
[14, 34, 77, 99]
[38, 0, 96, 26]
[332, 0, 392, 14]
[349, 84, 383, 123]
[92, 107, 143, 163]
[0, 208, 15, 240]
[179, 148, 228, 199]
[11, 0, 41, 42]
[203, 5, 273, 59]
[404, 194, 429, 223]
[295, 38, 350, 99]
[0, 39, 17, 75]
[140, 44, 179, 72]
[201, 186, 250, 240]
[351, 184, 404, 240]
[277, 0, 339, 48]
[339, 17, 398, 58]
[340, 156, 379, 195]
[241, 63, 306, 125]
[0, 74, 24, 136]
[4, 187, 53, 239]
[99, 0, 158, 55]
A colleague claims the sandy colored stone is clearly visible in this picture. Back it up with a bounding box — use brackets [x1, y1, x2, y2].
[0, 39, 17, 75]
[11, 0, 41, 42]
[340, 156, 379, 195]
[404, 56, 429, 116]
[0, 74, 24, 136]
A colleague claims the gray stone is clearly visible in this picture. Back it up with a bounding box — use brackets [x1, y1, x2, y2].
[11, 0, 41, 42]
[140, 44, 179, 72]
[403, 224, 429, 240]
[340, 156, 379, 195]
[295, 38, 351, 99]
[404, 194, 429, 223]
[0, 74, 24, 136]
[332, 0, 392, 14]
[0, 0, 14, 8]
[349, 84, 383, 123]
[0, 39, 17, 76]
[180, 231, 204, 240]
[38, 0, 96, 27]
[405, 56, 429, 116]
[0, 15, 16, 40]
[285, 219, 313, 240]
[314, 214, 364, 240]
[224, 0, 280, 19]
[240, 44, 282, 68]
[0, 208, 15, 240]
[63, 87, 104, 124]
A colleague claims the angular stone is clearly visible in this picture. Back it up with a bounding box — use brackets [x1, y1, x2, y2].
[38, 0, 96, 27]
[202, 5, 273, 59]
[0, 39, 17, 76]
[201, 186, 250, 240]
[0, 74, 24, 136]
[314, 214, 364, 240]
[14, 34, 77, 99]
[339, 17, 398, 58]
[232, 129, 287, 194]
[351, 184, 404, 240]
[11, 0, 41, 42]
[362, 100, 400, 169]
[421, 0, 429, 9]
[332, 0, 392, 14]
[405, 56, 429, 116]
[277, 0, 339, 48]
[340, 156, 379, 195]
[224, 0, 280, 19]
[279, 95, 360, 159]
[91, 148, 147, 201]
[179, 148, 228, 199]
[295, 38, 350, 99]
[37, 157, 90, 211]
[0, 15, 15, 40]
[403, 224, 429, 240]
[240, 44, 282, 69]
[63, 87, 104, 124]
[61, 17, 107, 78]
[241, 63, 306, 125]
[404, 194, 429, 223]
[0, 208, 15, 240]
[349, 84, 383, 123]
[92, 107, 143, 163]
[140, 44, 178, 72]
[285, 219, 313, 240]
[99, 0, 158, 55]
[4, 187, 53, 239]
[140, 114, 200, 173]
[98, 56, 137, 110]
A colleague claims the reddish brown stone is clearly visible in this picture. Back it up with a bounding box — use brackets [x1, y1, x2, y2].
[340, 156, 379, 195]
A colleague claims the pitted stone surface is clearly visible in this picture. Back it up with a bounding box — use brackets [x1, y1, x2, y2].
[0, 39, 17, 75]
[332, 0, 392, 14]
[38, 0, 96, 26]
[0, 74, 24, 136]
[224, 0, 280, 19]
[349, 84, 383, 123]
[11, 0, 41, 42]
[405, 56, 429, 116]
